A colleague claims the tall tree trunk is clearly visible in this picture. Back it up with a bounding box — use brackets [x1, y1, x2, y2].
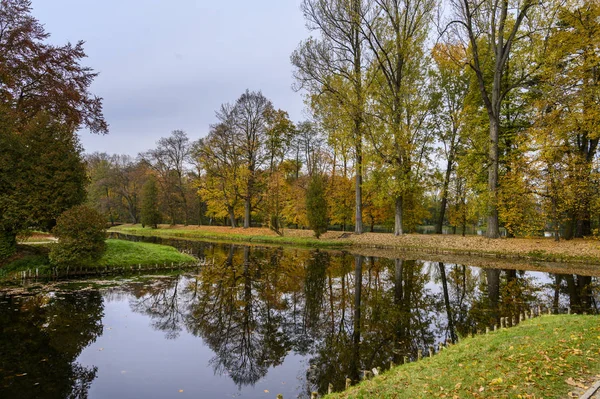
[228, 207, 237, 228]
[244, 197, 251, 229]
[394, 196, 404, 236]
[353, 0, 363, 235]
[436, 156, 453, 234]
[487, 117, 500, 238]
[354, 123, 363, 235]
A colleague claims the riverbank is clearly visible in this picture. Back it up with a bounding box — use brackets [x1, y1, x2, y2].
[324, 315, 600, 399]
[0, 239, 196, 280]
[109, 224, 600, 265]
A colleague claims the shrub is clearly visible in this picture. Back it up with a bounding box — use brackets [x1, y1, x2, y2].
[140, 177, 160, 228]
[49, 205, 107, 266]
[306, 174, 328, 238]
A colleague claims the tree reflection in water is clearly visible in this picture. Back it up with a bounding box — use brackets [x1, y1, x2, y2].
[0, 291, 104, 399]
[65, 239, 600, 396]
[3, 240, 597, 398]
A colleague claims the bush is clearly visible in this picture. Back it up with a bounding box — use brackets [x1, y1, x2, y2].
[49, 205, 107, 266]
[140, 177, 160, 228]
[306, 174, 328, 238]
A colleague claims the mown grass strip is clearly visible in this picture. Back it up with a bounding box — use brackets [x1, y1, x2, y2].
[100, 239, 195, 266]
[110, 225, 348, 248]
[325, 315, 600, 399]
[0, 239, 196, 281]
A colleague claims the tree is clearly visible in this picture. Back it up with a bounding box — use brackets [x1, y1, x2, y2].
[1, 112, 88, 258]
[231, 90, 274, 228]
[292, 0, 368, 234]
[49, 205, 107, 266]
[140, 130, 192, 225]
[443, 0, 540, 238]
[264, 108, 295, 234]
[431, 43, 470, 234]
[362, 0, 436, 235]
[140, 176, 161, 228]
[0, 0, 106, 259]
[306, 174, 328, 238]
[195, 116, 244, 228]
[534, 0, 600, 238]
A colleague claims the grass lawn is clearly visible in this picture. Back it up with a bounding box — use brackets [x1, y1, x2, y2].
[100, 239, 195, 266]
[325, 315, 600, 399]
[110, 224, 348, 248]
[0, 239, 195, 280]
[110, 224, 600, 264]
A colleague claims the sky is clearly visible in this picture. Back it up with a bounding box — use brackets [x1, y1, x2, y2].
[32, 0, 310, 156]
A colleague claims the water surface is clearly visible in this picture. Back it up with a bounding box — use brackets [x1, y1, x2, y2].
[1, 240, 599, 398]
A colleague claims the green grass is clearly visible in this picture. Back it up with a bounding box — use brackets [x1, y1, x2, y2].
[99, 239, 195, 266]
[110, 225, 348, 248]
[0, 239, 195, 280]
[326, 315, 600, 399]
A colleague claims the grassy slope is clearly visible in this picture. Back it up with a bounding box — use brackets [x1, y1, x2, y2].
[110, 225, 348, 248]
[100, 239, 195, 266]
[0, 239, 195, 278]
[110, 224, 600, 264]
[326, 315, 600, 399]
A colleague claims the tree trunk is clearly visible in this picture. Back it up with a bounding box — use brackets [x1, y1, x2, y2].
[352, 0, 363, 235]
[487, 117, 500, 238]
[394, 196, 403, 236]
[229, 207, 237, 228]
[244, 197, 251, 229]
[355, 141, 363, 234]
[436, 156, 453, 234]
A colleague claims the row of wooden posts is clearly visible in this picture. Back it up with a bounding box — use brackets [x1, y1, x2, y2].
[275, 304, 584, 399]
[10, 259, 210, 281]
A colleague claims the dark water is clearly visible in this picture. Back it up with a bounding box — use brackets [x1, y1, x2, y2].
[1, 239, 599, 399]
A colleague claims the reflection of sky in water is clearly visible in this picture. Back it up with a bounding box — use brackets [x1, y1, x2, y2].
[77, 299, 305, 398]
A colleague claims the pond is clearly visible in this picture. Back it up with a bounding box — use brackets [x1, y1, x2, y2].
[1, 238, 599, 399]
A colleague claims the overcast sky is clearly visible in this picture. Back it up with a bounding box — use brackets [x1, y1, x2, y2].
[32, 0, 309, 156]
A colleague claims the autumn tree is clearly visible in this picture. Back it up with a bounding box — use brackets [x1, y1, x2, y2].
[194, 112, 244, 227]
[431, 43, 470, 234]
[0, 0, 106, 259]
[264, 108, 295, 234]
[306, 174, 329, 238]
[443, 0, 541, 238]
[292, 0, 368, 234]
[534, 0, 600, 238]
[232, 90, 274, 228]
[140, 130, 192, 225]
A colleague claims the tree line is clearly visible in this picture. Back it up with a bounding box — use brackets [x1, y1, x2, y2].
[89, 0, 600, 240]
[2, 0, 600, 261]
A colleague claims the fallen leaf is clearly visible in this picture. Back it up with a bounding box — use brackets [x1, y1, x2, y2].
[565, 378, 586, 389]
